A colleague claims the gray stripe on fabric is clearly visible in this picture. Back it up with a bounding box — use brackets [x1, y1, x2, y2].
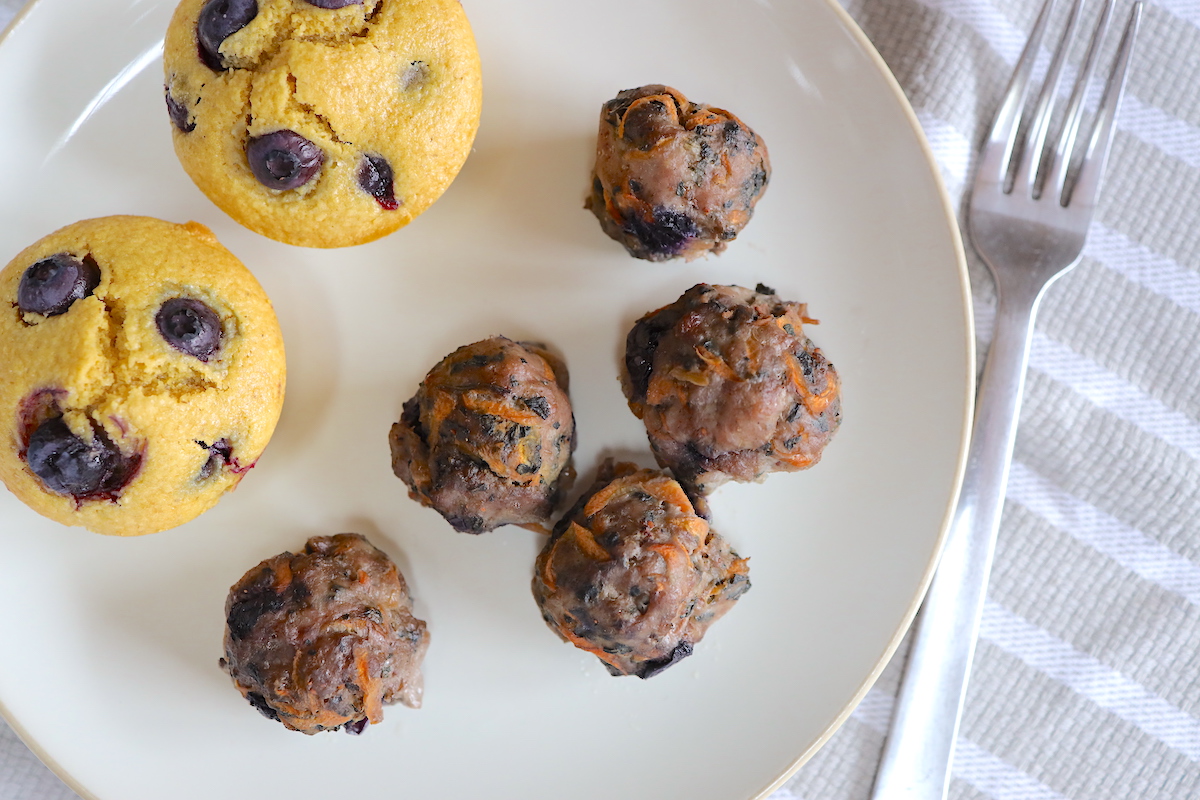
[991, 502, 1200, 712]
[965, 641, 1200, 800]
[1126, 7, 1200, 127]
[1036, 260, 1200, 421]
[1015, 372, 1200, 560]
[776, 4, 1200, 800]
[1098, 135, 1200, 268]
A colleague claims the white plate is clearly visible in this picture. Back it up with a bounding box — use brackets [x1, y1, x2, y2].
[0, 0, 972, 798]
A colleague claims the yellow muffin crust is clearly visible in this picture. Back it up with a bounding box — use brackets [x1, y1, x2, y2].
[163, 0, 483, 248]
[0, 216, 286, 536]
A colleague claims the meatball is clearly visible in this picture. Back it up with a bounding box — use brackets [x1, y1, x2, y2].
[389, 336, 576, 534]
[220, 533, 429, 735]
[532, 460, 750, 679]
[623, 283, 841, 494]
[585, 84, 770, 262]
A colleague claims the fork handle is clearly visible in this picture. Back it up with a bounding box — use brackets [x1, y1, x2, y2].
[870, 278, 1045, 800]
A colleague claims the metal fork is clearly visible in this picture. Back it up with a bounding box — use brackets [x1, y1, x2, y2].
[869, 1, 1143, 798]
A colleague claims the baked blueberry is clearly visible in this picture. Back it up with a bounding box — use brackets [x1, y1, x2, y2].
[621, 207, 699, 260]
[156, 297, 223, 362]
[197, 0, 258, 71]
[399, 60, 430, 90]
[357, 154, 399, 210]
[196, 438, 233, 480]
[17, 254, 100, 317]
[25, 417, 135, 500]
[246, 130, 324, 191]
[302, 0, 361, 8]
[165, 89, 196, 133]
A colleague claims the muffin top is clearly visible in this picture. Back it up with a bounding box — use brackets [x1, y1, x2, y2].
[0, 215, 285, 535]
[163, 0, 482, 247]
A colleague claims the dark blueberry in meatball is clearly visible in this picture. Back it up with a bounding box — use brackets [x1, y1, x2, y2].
[156, 298, 223, 361]
[624, 309, 679, 403]
[25, 418, 126, 499]
[635, 640, 693, 679]
[246, 130, 324, 191]
[521, 396, 551, 419]
[621, 98, 677, 150]
[197, 0, 258, 71]
[165, 88, 196, 133]
[246, 692, 280, 721]
[343, 718, 369, 735]
[17, 254, 101, 317]
[357, 154, 399, 210]
[303, 0, 361, 7]
[226, 568, 284, 641]
[622, 208, 699, 259]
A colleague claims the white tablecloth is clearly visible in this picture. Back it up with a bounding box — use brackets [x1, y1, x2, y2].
[2, 0, 1198, 798]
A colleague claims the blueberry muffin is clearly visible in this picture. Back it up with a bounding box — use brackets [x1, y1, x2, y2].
[389, 336, 576, 534]
[623, 283, 840, 494]
[221, 533, 429, 734]
[0, 216, 286, 536]
[532, 460, 750, 678]
[585, 85, 770, 261]
[163, 0, 482, 248]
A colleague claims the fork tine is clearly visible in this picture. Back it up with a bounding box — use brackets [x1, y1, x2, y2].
[1043, 0, 1116, 202]
[974, 0, 1058, 187]
[1068, 1, 1143, 207]
[1013, 0, 1085, 196]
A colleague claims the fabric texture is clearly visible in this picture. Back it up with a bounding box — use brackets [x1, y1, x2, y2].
[2, 0, 1199, 798]
[776, 0, 1200, 798]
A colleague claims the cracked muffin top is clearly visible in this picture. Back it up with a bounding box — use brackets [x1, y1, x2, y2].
[162, 0, 482, 248]
[0, 216, 286, 536]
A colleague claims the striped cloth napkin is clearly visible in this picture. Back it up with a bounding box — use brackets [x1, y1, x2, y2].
[1, 0, 1198, 799]
[775, 0, 1200, 798]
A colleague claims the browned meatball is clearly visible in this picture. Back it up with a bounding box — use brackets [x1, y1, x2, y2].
[585, 84, 770, 262]
[623, 283, 841, 494]
[389, 336, 576, 534]
[532, 460, 749, 678]
[220, 533, 429, 735]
